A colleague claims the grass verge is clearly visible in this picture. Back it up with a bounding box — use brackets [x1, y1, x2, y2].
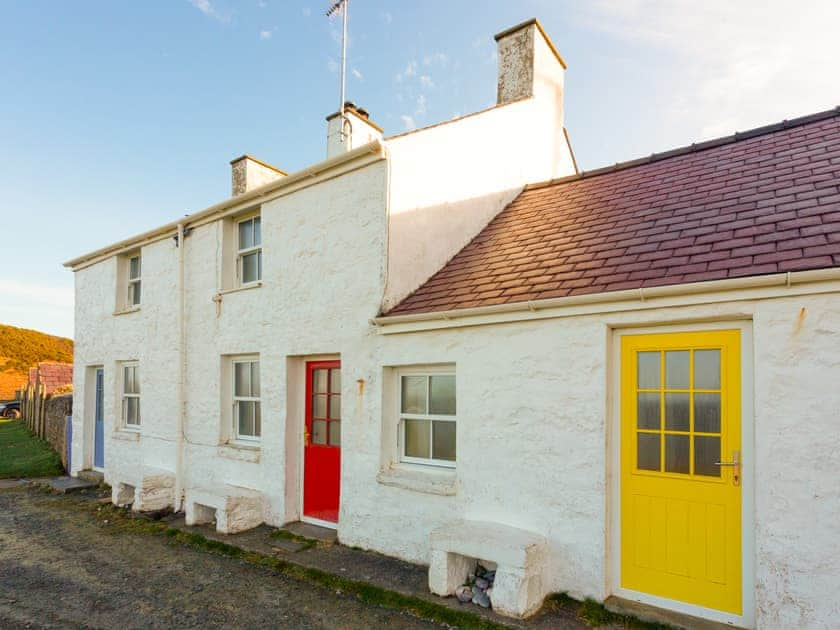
[0, 419, 63, 478]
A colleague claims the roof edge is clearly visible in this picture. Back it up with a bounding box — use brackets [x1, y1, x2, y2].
[229, 154, 288, 175]
[64, 140, 386, 269]
[526, 105, 840, 192]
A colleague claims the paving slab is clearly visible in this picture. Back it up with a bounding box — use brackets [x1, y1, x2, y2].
[32, 476, 98, 494]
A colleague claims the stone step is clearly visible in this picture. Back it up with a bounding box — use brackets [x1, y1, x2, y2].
[77, 470, 105, 484]
[34, 476, 98, 494]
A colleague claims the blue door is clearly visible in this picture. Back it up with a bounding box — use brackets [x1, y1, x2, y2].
[94, 368, 104, 469]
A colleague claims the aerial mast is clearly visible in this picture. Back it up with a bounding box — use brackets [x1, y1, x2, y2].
[326, 0, 350, 143]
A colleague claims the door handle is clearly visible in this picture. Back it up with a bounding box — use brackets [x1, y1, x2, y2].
[715, 449, 740, 486]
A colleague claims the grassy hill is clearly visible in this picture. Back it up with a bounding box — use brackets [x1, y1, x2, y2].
[0, 324, 74, 400]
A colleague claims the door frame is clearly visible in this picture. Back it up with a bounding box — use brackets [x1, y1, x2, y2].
[85, 365, 105, 473]
[298, 356, 341, 530]
[608, 321, 755, 628]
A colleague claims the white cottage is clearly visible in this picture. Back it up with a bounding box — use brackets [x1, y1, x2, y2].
[66, 18, 840, 628]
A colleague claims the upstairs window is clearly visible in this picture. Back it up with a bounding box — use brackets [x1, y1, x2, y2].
[237, 216, 262, 286]
[233, 358, 261, 441]
[121, 362, 140, 429]
[127, 254, 141, 306]
[399, 368, 456, 467]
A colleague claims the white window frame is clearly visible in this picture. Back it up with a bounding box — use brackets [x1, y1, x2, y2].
[397, 366, 456, 468]
[236, 215, 262, 287]
[232, 356, 261, 443]
[120, 361, 140, 430]
[127, 254, 141, 306]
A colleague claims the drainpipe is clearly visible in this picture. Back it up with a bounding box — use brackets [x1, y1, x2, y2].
[175, 222, 186, 511]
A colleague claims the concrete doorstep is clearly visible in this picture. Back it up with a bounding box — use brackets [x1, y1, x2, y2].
[29, 476, 99, 494]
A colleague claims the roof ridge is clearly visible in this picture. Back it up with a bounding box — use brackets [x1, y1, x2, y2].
[526, 105, 840, 191]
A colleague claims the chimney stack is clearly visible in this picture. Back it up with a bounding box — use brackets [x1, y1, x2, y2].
[494, 18, 567, 111]
[230, 155, 287, 196]
[326, 102, 383, 158]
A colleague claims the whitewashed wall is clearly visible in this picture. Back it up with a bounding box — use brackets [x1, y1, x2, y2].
[383, 94, 577, 311]
[339, 291, 840, 629]
[71, 238, 180, 480]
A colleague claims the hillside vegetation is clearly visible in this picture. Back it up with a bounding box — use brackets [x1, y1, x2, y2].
[0, 324, 73, 400]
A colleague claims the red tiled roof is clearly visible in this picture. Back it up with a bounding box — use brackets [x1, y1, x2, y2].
[33, 362, 73, 395]
[388, 109, 840, 316]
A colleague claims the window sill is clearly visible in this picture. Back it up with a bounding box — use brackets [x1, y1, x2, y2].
[218, 442, 261, 463]
[112, 430, 140, 442]
[113, 306, 141, 316]
[216, 282, 263, 297]
[376, 464, 457, 496]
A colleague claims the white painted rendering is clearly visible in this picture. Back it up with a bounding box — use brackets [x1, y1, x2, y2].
[65, 18, 840, 627]
[326, 105, 384, 159]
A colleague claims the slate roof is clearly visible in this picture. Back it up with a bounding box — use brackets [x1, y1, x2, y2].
[388, 108, 840, 316]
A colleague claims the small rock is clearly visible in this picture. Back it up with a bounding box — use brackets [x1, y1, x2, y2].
[472, 589, 491, 608]
[485, 570, 496, 582]
[474, 577, 489, 590]
[455, 585, 473, 603]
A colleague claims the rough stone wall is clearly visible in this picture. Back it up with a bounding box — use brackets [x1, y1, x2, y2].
[44, 394, 72, 468]
[496, 25, 534, 104]
[231, 158, 285, 196]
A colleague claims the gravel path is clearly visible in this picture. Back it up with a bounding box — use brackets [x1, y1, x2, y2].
[0, 487, 441, 629]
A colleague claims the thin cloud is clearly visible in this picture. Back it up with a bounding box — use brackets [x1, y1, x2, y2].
[423, 52, 448, 66]
[583, 0, 840, 140]
[419, 75, 434, 89]
[352, 67, 363, 80]
[259, 29, 274, 40]
[395, 60, 417, 83]
[400, 115, 416, 131]
[380, 11, 393, 24]
[188, 0, 230, 23]
[302, 6, 311, 17]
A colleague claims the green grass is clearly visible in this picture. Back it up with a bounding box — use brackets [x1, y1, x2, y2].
[0, 419, 63, 478]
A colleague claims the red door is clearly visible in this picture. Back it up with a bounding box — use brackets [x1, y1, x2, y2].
[303, 360, 341, 524]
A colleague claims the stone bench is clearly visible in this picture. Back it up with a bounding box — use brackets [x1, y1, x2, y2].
[111, 468, 175, 512]
[429, 519, 549, 618]
[185, 485, 264, 534]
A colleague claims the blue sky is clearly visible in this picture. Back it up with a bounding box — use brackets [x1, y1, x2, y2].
[1, 0, 838, 338]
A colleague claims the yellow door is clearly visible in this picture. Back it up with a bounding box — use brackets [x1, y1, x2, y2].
[621, 330, 742, 614]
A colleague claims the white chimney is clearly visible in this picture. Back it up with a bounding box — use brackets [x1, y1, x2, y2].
[230, 155, 287, 196]
[326, 102, 383, 159]
[494, 18, 567, 117]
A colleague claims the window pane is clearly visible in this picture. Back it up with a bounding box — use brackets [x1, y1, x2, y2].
[253, 216, 261, 246]
[238, 219, 253, 250]
[429, 375, 456, 415]
[133, 367, 140, 394]
[124, 366, 133, 394]
[242, 252, 260, 284]
[251, 362, 260, 397]
[312, 420, 327, 445]
[313, 369, 328, 394]
[329, 394, 341, 419]
[665, 351, 690, 389]
[694, 393, 721, 433]
[254, 402, 261, 437]
[694, 350, 721, 389]
[637, 352, 660, 388]
[665, 434, 690, 474]
[313, 394, 327, 419]
[129, 281, 141, 306]
[695, 436, 721, 477]
[124, 397, 140, 426]
[432, 421, 456, 461]
[328, 421, 341, 446]
[637, 433, 660, 471]
[129, 256, 140, 279]
[329, 368, 341, 394]
[238, 401, 254, 436]
[637, 392, 660, 430]
[404, 419, 430, 458]
[401, 376, 427, 414]
[665, 393, 689, 431]
[235, 362, 251, 397]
